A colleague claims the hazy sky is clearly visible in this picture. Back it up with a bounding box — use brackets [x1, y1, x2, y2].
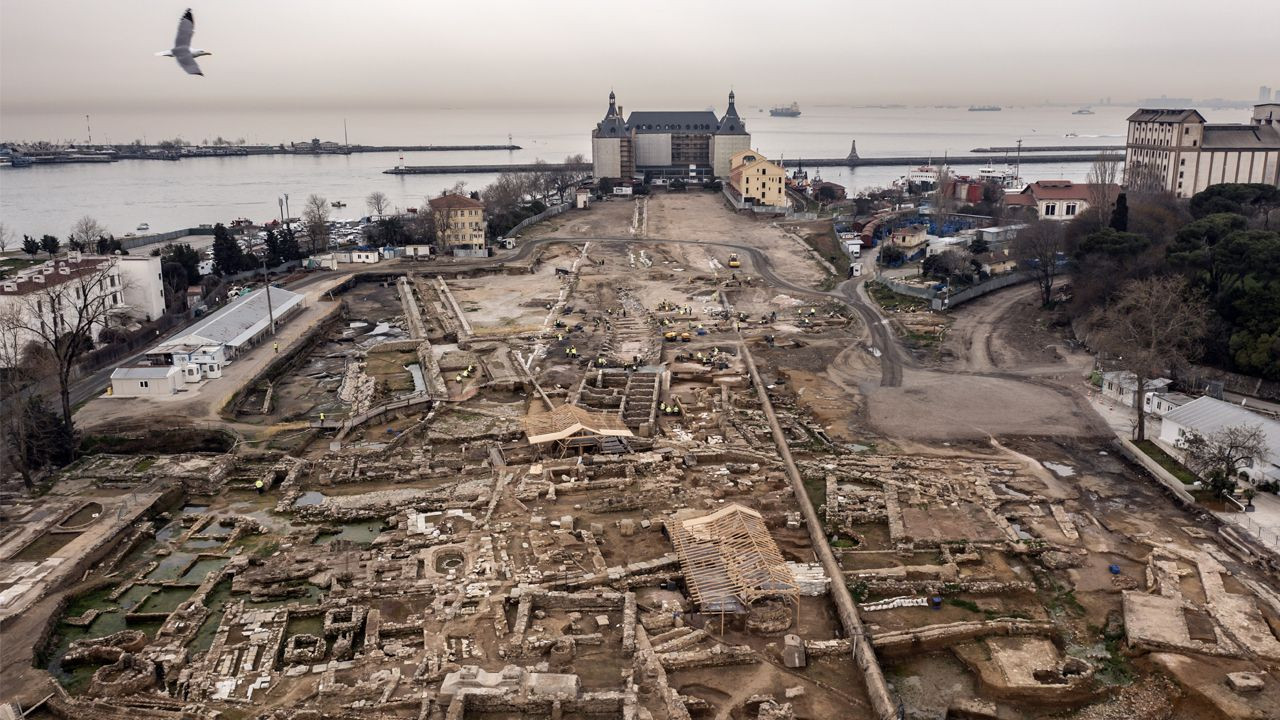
[2, 0, 1277, 120]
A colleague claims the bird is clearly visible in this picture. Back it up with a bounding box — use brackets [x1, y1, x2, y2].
[155, 8, 211, 76]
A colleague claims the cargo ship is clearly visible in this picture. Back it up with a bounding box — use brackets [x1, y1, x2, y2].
[968, 105, 1002, 112]
[770, 102, 801, 117]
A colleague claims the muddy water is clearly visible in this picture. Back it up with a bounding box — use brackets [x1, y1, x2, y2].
[146, 552, 194, 581]
[317, 520, 383, 545]
[180, 557, 228, 583]
[138, 587, 194, 614]
[189, 580, 233, 657]
[12, 531, 81, 561]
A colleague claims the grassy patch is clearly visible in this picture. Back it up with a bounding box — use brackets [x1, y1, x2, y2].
[867, 282, 930, 313]
[1134, 440, 1198, 485]
[131, 457, 157, 473]
[0, 256, 43, 274]
[801, 474, 827, 510]
[797, 227, 849, 278]
[831, 537, 860, 549]
[1097, 637, 1134, 685]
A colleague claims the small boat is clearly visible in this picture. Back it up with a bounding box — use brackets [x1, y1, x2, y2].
[1072, 107, 1095, 115]
[968, 105, 1002, 112]
[331, 200, 347, 208]
[1065, 132, 1079, 138]
[7, 156, 33, 168]
[136, 222, 150, 232]
[770, 102, 801, 117]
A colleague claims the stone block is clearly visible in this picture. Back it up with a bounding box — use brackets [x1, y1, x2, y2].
[1226, 671, 1265, 693]
[784, 685, 804, 699]
[619, 519, 636, 537]
[782, 634, 806, 668]
[560, 515, 575, 532]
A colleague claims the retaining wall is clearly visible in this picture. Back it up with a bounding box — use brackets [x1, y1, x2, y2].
[508, 203, 570, 237]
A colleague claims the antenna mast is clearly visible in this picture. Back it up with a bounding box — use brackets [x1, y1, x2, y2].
[86, 114, 92, 145]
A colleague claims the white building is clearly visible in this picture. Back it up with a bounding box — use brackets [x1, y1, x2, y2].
[0, 254, 127, 365]
[1125, 104, 1280, 198]
[350, 248, 381, 264]
[109, 365, 182, 397]
[404, 245, 434, 259]
[1144, 391, 1194, 417]
[1158, 396, 1280, 483]
[1013, 180, 1119, 221]
[113, 254, 166, 321]
[1100, 371, 1171, 408]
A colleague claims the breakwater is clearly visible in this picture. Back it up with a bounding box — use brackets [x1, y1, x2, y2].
[384, 152, 1123, 175]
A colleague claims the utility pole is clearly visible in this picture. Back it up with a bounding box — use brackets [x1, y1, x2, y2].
[279, 197, 285, 226]
[86, 114, 92, 145]
[261, 255, 276, 335]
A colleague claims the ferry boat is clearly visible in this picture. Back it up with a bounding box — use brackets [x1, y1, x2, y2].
[136, 222, 150, 232]
[6, 156, 33, 168]
[977, 164, 1025, 190]
[331, 200, 347, 208]
[893, 164, 949, 190]
[770, 102, 801, 117]
[968, 105, 1002, 112]
[1072, 107, 1095, 115]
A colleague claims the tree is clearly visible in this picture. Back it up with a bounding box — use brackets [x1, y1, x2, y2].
[1189, 183, 1280, 222]
[278, 226, 304, 262]
[3, 395, 76, 489]
[1109, 193, 1129, 232]
[1087, 275, 1208, 441]
[878, 245, 907, 266]
[1182, 424, 1268, 499]
[160, 243, 203, 285]
[22, 235, 40, 257]
[302, 194, 331, 254]
[1014, 221, 1069, 306]
[69, 216, 106, 250]
[366, 191, 390, 218]
[95, 235, 125, 255]
[922, 249, 972, 284]
[1086, 153, 1121, 224]
[968, 237, 990, 255]
[0, 259, 127, 430]
[161, 261, 188, 311]
[1166, 213, 1250, 297]
[0, 222, 11, 253]
[40, 234, 60, 258]
[210, 223, 245, 276]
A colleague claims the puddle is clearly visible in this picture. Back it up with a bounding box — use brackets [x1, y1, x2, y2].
[47, 600, 163, 694]
[200, 520, 235, 538]
[60, 502, 104, 527]
[181, 557, 228, 584]
[146, 552, 194, 581]
[1043, 461, 1076, 477]
[293, 491, 327, 508]
[117, 584, 155, 612]
[316, 520, 383, 546]
[155, 522, 182, 543]
[189, 580, 233, 657]
[183, 538, 225, 550]
[137, 587, 194, 614]
[12, 531, 81, 561]
[406, 363, 427, 394]
[182, 505, 210, 514]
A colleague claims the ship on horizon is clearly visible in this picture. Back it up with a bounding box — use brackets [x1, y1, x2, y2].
[968, 105, 1002, 112]
[770, 102, 801, 117]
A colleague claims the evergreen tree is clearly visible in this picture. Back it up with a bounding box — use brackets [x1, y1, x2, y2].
[210, 223, 243, 276]
[279, 226, 304, 262]
[22, 235, 40, 257]
[40, 234, 60, 258]
[263, 228, 284, 267]
[1109, 193, 1129, 232]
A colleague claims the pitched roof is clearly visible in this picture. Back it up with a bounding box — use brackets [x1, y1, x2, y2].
[1201, 124, 1280, 150]
[1021, 180, 1118, 202]
[1163, 396, 1280, 457]
[0, 256, 115, 296]
[1127, 109, 1205, 123]
[111, 365, 179, 379]
[522, 404, 634, 445]
[177, 286, 304, 350]
[428, 193, 484, 211]
[625, 111, 720, 134]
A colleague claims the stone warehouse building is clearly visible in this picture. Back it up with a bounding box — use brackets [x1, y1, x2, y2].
[591, 90, 751, 183]
[1124, 103, 1280, 198]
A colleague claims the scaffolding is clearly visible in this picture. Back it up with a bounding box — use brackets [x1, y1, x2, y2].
[521, 403, 635, 457]
[667, 504, 798, 616]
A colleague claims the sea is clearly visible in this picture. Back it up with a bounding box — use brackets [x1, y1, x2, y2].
[0, 104, 1136, 239]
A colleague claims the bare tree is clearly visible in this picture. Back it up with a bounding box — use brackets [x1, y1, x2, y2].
[0, 222, 12, 253]
[1013, 220, 1068, 306]
[1087, 275, 1208, 441]
[69, 213, 106, 251]
[1, 259, 127, 430]
[1087, 153, 1121, 220]
[302, 194, 331, 254]
[366, 191, 390, 218]
[1182, 424, 1268, 498]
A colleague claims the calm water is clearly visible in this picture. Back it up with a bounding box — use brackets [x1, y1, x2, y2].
[1, 105, 1139, 237]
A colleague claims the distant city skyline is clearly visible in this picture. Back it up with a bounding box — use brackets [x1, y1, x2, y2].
[2, 0, 1277, 123]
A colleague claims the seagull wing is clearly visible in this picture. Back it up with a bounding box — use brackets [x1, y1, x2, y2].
[174, 9, 195, 50]
[174, 49, 203, 76]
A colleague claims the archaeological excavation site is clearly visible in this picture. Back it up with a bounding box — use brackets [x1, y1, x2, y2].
[3, 193, 1280, 720]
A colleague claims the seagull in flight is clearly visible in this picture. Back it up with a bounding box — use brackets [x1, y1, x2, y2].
[156, 9, 211, 76]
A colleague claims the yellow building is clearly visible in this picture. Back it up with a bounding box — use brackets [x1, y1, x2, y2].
[728, 150, 787, 208]
[428, 194, 488, 258]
